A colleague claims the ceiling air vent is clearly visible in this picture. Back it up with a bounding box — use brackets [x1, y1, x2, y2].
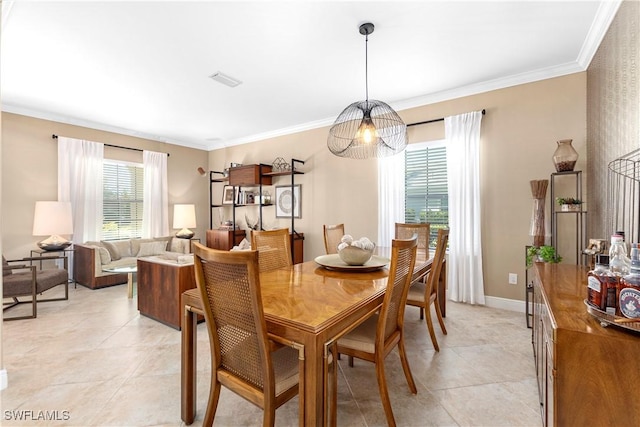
[209, 71, 242, 88]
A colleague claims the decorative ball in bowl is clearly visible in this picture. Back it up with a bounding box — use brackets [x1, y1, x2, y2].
[338, 245, 375, 266]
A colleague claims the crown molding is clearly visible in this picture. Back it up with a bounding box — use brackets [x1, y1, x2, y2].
[2, 103, 210, 151]
[576, 0, 622, 69]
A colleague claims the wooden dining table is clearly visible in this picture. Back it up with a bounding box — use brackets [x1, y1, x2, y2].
[180, 249, 446, 426]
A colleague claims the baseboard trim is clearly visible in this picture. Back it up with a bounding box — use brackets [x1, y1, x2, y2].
[484, 296, 526, 313]
[0, 369, 7, 390]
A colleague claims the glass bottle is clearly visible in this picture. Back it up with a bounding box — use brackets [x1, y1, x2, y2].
[552, 139, 579, 172]
[587, 254, 613, 311]
[609, 234, 630, 276]
[620, 244, 640, 318]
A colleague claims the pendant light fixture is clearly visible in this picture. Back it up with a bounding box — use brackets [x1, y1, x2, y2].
[327, 22, 408, 159]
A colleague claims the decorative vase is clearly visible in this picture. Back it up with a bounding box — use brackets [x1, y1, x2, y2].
[530, 180, 548, 247]
[552, 139, 578, 172]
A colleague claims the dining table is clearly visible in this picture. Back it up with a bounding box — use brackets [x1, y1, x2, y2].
[180, 248, 446, 426]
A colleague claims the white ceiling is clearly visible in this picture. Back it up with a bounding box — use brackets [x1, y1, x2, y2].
[1, 1, 620, 151]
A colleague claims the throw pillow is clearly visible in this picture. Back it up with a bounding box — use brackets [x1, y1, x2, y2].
[137, 241, 167, 257]
[170, 238, 191, 254]
[97, 247, 111, 265]
[101, 241, 121, 261]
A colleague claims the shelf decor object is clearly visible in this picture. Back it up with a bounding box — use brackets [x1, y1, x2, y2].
[529, 179, 548, 247]
[276, 185, 301, 218]
[327, 22, 407, 159]
[552, 139, 579, 172]
[556, 197, 582, 212]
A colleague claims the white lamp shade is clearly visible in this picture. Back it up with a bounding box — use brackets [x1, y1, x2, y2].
[173, 204, 196, 229]
[32, 201, 73, 236]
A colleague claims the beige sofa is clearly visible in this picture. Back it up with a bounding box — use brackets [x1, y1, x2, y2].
[73, 236, 192, 289]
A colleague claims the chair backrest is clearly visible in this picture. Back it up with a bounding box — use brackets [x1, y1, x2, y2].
[426, 228, 449, 299]
[395, 223, 430, 260]
[193, 243, 273, 393]
[250, 228, 292, 272]
[323, 223, 345, 254]
[377, 236, 418, 344]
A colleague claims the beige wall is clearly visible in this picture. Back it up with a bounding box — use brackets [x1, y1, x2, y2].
[0, 113, 210, 260]
[587, 0, 639, 242]
[209, 73, 587, 302]
[0, 73, 588, 307]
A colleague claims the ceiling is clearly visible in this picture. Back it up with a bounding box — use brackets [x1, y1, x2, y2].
[1, 1, 620, 151]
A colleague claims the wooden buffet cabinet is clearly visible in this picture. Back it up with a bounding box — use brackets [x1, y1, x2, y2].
[206, 229, 246, 251]
[532, 262, 640, 426]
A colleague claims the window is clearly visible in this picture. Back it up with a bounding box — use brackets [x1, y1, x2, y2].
[103, 160, 144, 240]
[404, 141, 448, 244]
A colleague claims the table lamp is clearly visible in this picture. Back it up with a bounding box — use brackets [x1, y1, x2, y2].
[32, 201, 74, 250]
[173, 204, 196, 239]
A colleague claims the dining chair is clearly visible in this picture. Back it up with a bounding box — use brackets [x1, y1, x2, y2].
[395, 222, 430, 273]
[192, 243, 303, 427]
[250, 228, 292, 272]
[336, 236, 418, 427]
[323, 223, 345, 254]
[406, 228, 449, 351]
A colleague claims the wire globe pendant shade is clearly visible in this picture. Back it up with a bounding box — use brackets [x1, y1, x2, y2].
[328, 22, 407, 159]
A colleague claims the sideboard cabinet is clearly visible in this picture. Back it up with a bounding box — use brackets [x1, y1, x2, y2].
[206, 229, 246, 251]
[532, 262, 640, 426]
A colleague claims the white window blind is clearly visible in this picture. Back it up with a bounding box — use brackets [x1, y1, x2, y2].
[405, 142, 448, 244]
[103, 161, 144, 240]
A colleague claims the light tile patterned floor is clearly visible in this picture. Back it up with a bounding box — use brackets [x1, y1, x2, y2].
[1, 284, 542, 426]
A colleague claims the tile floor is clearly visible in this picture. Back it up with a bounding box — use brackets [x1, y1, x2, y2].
[1, 283, 542, 427]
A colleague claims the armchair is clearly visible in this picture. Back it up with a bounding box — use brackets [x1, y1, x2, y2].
[2, 255, 69, 321]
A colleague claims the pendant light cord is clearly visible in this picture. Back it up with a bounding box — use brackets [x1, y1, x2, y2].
[365, 32, 369, 102]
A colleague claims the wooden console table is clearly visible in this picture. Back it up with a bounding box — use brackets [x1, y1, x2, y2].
[532, 263, 640, 426]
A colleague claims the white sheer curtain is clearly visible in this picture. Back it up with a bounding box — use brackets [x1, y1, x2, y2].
[445, 111, 485, 304]
[57, 137, 104, 244]
[142, 150, 169, 238]
[377, 152, 405, 247]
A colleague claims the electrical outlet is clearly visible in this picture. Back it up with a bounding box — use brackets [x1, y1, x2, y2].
[509, 273, 518, 285]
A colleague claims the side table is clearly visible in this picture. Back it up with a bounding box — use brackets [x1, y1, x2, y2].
[30, 247, 75, 287]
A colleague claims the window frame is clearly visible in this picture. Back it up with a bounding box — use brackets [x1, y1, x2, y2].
[102, 159, 144, 241]
[404, 139, 448, 246]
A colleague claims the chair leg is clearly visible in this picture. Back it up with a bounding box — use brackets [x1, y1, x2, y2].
[434, 298, 447, 335]
[375, 356, 396, 427]
[348, 355, 354, 367]
[203, 379, 221, 427]
[397, 337, 417, 394]
[263, 405, 276, 427]
[419, 307, 424, 320]
[330, 343, 338, 427]
[425, 305, 440, 352]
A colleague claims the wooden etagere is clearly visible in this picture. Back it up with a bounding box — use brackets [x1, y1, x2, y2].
[208, 159, 306, 263]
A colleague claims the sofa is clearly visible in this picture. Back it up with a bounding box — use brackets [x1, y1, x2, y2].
[73, 236, 192, 289]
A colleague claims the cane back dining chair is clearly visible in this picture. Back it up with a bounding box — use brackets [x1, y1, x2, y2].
[406, 228, 449, 351]
[336, 236, 418, 427]
[323, 224, 345, 255]
[250, 228, 292, 272]
[192, 243, 304, 427]
[395, 223, 430, 276]
[3, 254, 69, 321]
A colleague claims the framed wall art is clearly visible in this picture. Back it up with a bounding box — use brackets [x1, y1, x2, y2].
[275, 185, 301, 218]
[222, 185, 235, 205]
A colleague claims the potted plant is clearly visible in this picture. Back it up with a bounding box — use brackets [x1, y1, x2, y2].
[556, 196, 582, 212]
[526, 245, 562, 267]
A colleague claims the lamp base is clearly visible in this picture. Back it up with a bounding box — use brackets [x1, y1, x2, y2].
[37, 235, 72, 251]
[175, 228, 195, 239]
